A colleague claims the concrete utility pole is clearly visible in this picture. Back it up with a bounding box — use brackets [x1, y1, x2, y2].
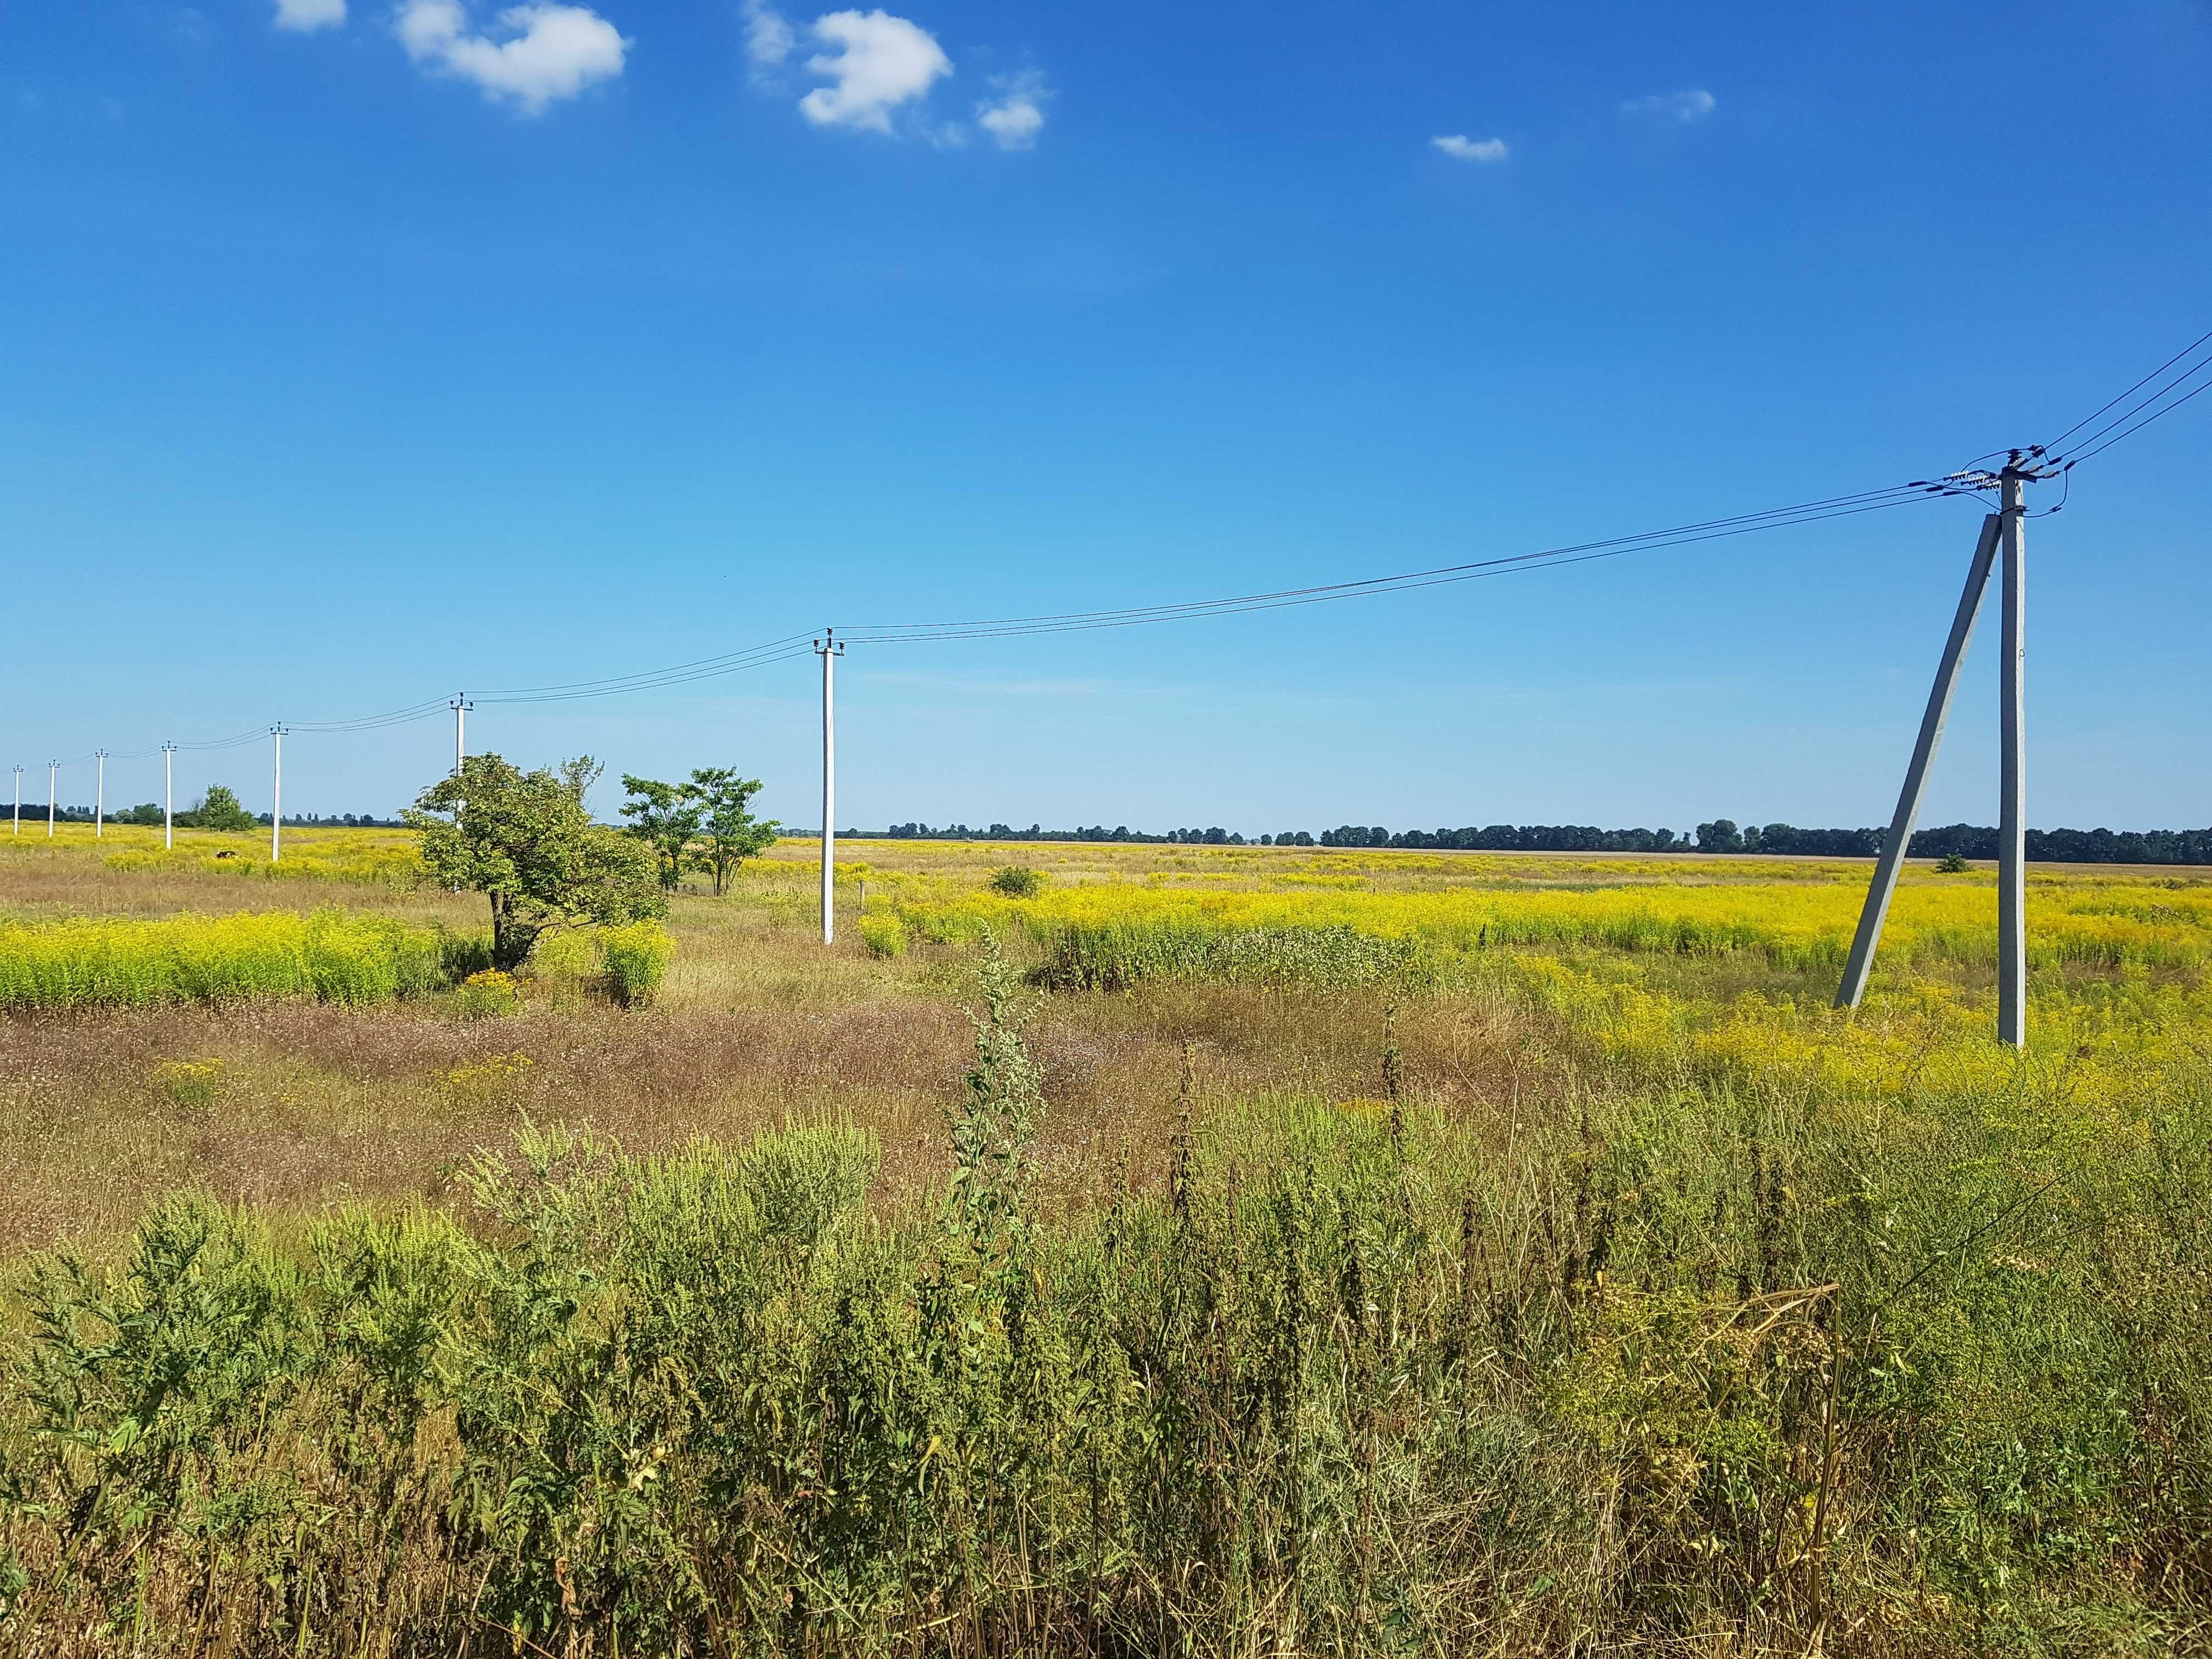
[1836, 515, 2000, 1011]
[47, 761, 56, 837]
[94, 750, 106, 838]
[814, 631, 844, 945]
[11, 764, 20, 836]
[451, 693, 472, 776]
[163, 743, 177, 849]
[1838, 456, 2045, 1046]
[1997, 466, 2029, 1048]
[270, 725, 287, 864]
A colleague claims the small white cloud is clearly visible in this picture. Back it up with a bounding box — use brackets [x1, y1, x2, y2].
[1621, 88, 1715, 123]
[1431, 133, 1506, 162]
[975, 69, 1046, 150]
[798, 9, 950, 133]
[742, 0, 794, 72]
[273, 0, 345, 32]
[396, 0, 628, 114]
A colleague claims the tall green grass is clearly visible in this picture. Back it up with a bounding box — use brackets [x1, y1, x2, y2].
[0, 908, 448, 1009]
[3, 957, 2205, 1653]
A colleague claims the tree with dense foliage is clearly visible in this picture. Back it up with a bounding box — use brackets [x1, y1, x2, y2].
[619, 776, 704, 891]
[181, 785, 258, 832]
[686, 768, 779, 895]
[409, 754, 663, 970]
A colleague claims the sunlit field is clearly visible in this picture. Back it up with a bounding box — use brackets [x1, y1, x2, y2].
[2, 830, 2207, 1653]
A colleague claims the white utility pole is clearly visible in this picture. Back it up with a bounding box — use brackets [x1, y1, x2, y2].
[1839, 456, 2045, 1046]
[1836, 515, 2000, 1010]
[270, 725, 287, 864]
[163, 743, 177, 849]
[47, 761, 56, 837]
[10, 764, 20, 836]
[451, 693, 472, 776]
[814, 631, 844, 945]
[1996, 466, 2029, 1049]
[94, 750, 106, 838]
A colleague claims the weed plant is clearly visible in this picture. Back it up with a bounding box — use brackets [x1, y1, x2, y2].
[0, 909, 448, 1011]
[3, 949, 2207, 1655]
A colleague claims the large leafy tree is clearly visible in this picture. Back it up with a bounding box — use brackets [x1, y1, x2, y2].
[183, 785, 257, 832]
[409, 754, 663, 970]
[619, 775, 705, 891]
[686, 768, 780, 895]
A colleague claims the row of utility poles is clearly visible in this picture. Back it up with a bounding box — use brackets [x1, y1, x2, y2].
[11, 465, 2046, 1049]
[803, 464, 2047, 1047]
[10, 695, 481, 864]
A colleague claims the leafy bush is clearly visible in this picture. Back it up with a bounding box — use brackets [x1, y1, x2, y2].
[181, 784, 257, 832]
[988, 864, 1044, 898]
[857, 912, 907, 958]
[454, 968, 523, 1019]
[600, 920, 675, 1007]
[1936, 850, 1973, 872]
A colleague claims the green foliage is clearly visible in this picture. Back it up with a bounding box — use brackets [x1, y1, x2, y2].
[618, 774, 703, 891]
[1036, 918, 1428, 992]
[111, 803, 164, 828]
[988, 863, 1043, 898]
[599, 920, 675, 1006]
[182, 784, 257, 833]
[0, 909, 448, 1011]
[1936, 850, 1973, 873]
[4, 1064, 2210, 1651]
[409, 754, 663, 971]
[857, 911, 906, 957]
[454, 967, 523, 1019]
[686, 767, 778, 895]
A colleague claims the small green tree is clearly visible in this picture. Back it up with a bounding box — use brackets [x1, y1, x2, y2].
[686, 768, 779, 895]
[408, 753, 663, 970]
[619, 775, 704, 892]
[183, 785, 258, 832]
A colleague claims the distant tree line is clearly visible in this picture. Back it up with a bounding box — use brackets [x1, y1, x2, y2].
[864, 817, 2212, 865]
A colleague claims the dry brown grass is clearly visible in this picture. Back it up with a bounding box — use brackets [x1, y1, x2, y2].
[0, 839, 1577, 1261]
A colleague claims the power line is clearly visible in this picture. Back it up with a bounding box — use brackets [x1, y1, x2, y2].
[2039, 325, 2212, 458]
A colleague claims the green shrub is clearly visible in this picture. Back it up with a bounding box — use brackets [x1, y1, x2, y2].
[988, 864, 1044, 898]
[857, 912, 907, 958]
[600, 920, 675, 1007]
[454, 968, 523, 1019]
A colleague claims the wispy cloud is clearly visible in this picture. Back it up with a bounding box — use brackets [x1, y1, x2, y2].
[740, 0, 794, 75]
[396, 0, 629, 114]
[1620, 88, 1714, 124]
[975, 69, 1047, 149]
[273, 0, 346, 32]
[798, 8, 950, 133]
[1431, 133, 1506, 162]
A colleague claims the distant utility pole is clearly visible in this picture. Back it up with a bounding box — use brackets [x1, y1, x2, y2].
[450, 693, 472, 776]
[814, 631, 844, 945]
[47, 760, 56, 838]
[163, 743, 177, 849]
[94, 750, 107, 838]
[10, 765, 20, 836]
[1838, 454, 2048, 1048]
[270, 725, 287, 864]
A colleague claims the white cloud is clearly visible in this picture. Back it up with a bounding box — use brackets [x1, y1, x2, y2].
[975, 70, 1046, 150]
[742, 0, 794, 72]
[396, 0, 628, 113]
[1431, 133, 1506, 162]
[273, 0, 346, 32]
[798, 9, 949, 133]
[1621, 88, 1715, 123]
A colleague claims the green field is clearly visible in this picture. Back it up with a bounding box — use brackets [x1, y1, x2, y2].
[1, 827, 2206, 1654]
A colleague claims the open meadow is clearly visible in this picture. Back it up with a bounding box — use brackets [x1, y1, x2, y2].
[1, 822, 2207, 1655]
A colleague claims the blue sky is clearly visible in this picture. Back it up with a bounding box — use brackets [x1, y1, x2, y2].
[4, 0, 2209, 835]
